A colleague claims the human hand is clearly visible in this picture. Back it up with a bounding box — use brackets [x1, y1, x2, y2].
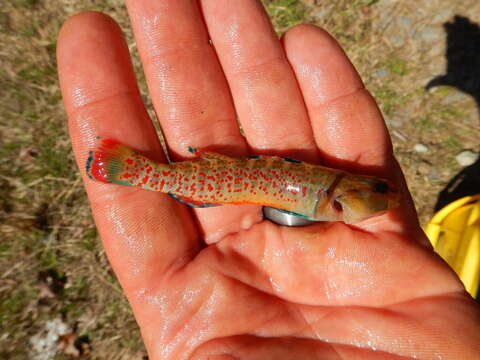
[57, 1, 480, 359]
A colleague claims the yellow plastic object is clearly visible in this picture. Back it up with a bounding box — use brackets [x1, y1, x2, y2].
[425, 195, 480, 298]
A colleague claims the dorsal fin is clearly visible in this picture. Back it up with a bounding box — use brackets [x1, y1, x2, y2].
[248, 154, 303, 163]
[187, 147, 233, 162]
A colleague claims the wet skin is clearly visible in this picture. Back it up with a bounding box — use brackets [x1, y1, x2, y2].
[57, 1, 480, 359]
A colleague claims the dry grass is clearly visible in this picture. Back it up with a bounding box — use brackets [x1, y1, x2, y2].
[1, 0, 479, 358]
[302, 0, 479, 223]
[0, 1, 144, 358]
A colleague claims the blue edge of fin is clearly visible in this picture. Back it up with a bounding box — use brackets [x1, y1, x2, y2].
[168, 193, 218, 208]
[170, 193, 308, 219]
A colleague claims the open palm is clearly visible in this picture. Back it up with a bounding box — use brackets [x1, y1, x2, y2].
[57, 1, 480, 359]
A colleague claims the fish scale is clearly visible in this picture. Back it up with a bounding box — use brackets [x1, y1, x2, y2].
[86, 139, 400, 223]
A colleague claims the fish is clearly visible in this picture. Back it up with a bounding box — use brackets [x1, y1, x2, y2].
[86, 139, 400, 224]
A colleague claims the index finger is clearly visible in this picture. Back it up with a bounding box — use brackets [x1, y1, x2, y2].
[57, 12, 199, 297]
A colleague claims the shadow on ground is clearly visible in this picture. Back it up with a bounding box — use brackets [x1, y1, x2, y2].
[426, 15, 480, 211]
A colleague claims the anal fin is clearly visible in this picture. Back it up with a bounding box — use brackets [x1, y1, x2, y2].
[168, 193, 219, 208]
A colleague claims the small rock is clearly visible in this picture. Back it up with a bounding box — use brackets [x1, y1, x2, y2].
[441, 90, 468, 105]
[313, 8, 331, 21]
[420, 26, 442, 43]
[30, 318, 71, 360]
[387, 33, 406, 48]
[386, 118, 403, 128]
[455, 150, 479, 167]
[431, 9, 453, 24]
[414, 143, 429, 153]
[397, 16, 414, 31]
[428, 167, 441, 182]
[373, 68, 390, 78]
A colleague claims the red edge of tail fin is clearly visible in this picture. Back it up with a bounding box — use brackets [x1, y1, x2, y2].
[86, 139, 121, 183]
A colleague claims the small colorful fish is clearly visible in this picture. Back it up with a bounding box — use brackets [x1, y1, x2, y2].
[86, 139, 400, 224]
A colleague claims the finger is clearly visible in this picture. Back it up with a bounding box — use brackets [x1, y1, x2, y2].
[283, 25, 419, 230]
[200, 0, 319, 161]
[283, 25, 391, 173]
[124, 0, 262, 243]
[57, 12, 199, 297]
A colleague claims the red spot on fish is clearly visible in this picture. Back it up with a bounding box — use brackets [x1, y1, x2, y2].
[126, 158, 133, 165]
[207, 183, 214, 192]
[162, 171, 171, 177]
[141, 175, 149, 184]
[302, 186, 307, 197]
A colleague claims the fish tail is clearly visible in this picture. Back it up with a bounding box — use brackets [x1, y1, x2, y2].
[86, 139, 168, 190]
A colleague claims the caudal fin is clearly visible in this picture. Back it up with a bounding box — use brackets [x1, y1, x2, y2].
[86, 139, 141, 186]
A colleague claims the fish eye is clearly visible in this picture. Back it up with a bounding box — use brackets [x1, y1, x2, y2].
[333, 198, 343, 213]
[373, 181, 389, 194]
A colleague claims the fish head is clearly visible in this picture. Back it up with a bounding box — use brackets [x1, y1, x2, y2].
[314, 175, 400, 224]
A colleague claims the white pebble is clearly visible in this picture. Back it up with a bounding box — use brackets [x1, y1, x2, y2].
[414, 143, 429, 153]
[455, 150, 479, 167]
